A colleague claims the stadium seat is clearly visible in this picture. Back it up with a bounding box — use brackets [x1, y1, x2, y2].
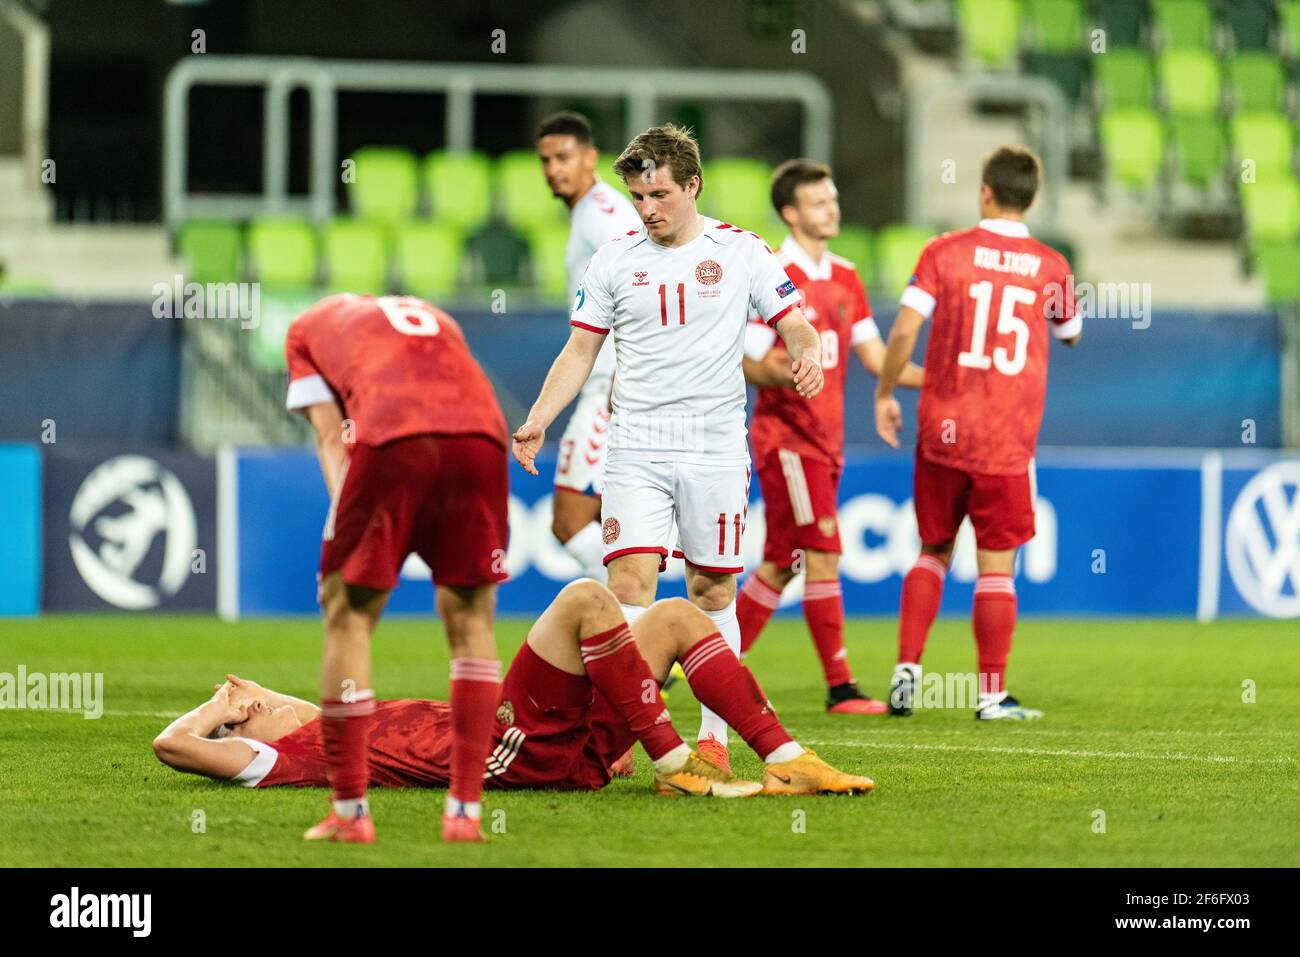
[828, 224, 874, 289]
[1252, 241, 1300, 302]
[347, 147, 419, 223]
[1222, 0, 1275, 51]
[1023, 0, 1085, 53]
[1158, 50, 1222, 117]
[1169, 116, 1227, 188]
[1025, 52, 1092, 107]
[955, 0, 1021, 68]
[392, 221, 464, 298]
[465, 221, 532, 286]
[424, 150, 493, 231]
[321, 219, 388, 295]
[701, 157, 776, 231]
[1239, 176, 1300, 242]
[177, 219, 241, 284]
[1150, 0, 1214, 50]
[1283, 2, 1300, 59]
[1096, 0, 1149, 48]
[1227, 54, 1286, 112]
[1230, 112, 1295, 180]
[496, 149, 565, 229]
[1095, 48, 1155, 110]
[874, 224, 933, 297]
[249, 289, 316, 372]
[1100, 107, 1166, 190]
[246, 217, 316, 287]
[526, 221, 570, 301]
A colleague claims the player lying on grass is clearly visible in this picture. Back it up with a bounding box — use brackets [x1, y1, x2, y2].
[153, 581, 873, 840]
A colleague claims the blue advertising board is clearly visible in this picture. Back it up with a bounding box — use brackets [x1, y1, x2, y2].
[0, 444, 41, 616]
[227, 446, 1300, 620]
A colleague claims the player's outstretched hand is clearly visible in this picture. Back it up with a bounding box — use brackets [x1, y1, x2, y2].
[210, 683, 249, 725]
[791, 356, 823, 398]
[875, 394, 903, 448]
[512, 420, 546, 476]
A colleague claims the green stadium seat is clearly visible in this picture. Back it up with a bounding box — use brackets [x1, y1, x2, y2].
[1239, 176, 1300, 242]
[1227, 54, 1285, 112]
[1096, 0, 1149, 48]
[1230, 112, 1295, 179]
[1023, 0, 1085, 53]
[1100, 107, 1166, 190]
[424, 151, 492, 231]
[465, 221, 531, 286]
[392, 221, 464, 299]
[955, 0, 1021, 68]
[1169, 116, 1227, 188]
[246, 217, 316, 287]
[1150, 0, 1213, 50]
[1252, 241, 1300, 302]
[177, 220, 241, 284]
[527, 222, 570, 302]
[701, 157, 775, 231]
[1222, 0, 1275, 51]
[321, 219, 388, 296]
[1025, 52, 1092, 107]
[496, 150, 565, 230]
[1282, 2, 1300, 59]
[1158, 50, 1222, 117]
[1095, 49, 1155, 110]
[250, 290, 316, 372]
[827, 224, 874, 289]
[347, 147, 419, 223]
[875, 224, 934, 298]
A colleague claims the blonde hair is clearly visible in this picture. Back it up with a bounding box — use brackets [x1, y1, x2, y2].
[613, 124, 704, 199]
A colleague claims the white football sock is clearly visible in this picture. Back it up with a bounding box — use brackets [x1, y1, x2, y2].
[651, 742, 692, 774]
[697, 599, 740, 746]
[444, 796, 482, 820]
[333, 796, 370, 819]
[978, 689, 1009, 709]
[764, 742, 805, 764]
[562, 521, 608, 584]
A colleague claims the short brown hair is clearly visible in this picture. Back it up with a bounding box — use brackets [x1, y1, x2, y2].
[771, 158, 832, 217]
[613, 124, 704, 199]
[981, 145, 1040, 212]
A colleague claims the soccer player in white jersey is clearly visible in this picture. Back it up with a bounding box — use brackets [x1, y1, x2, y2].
[535, 112, 642, 584]
[513, 125, 824, 773]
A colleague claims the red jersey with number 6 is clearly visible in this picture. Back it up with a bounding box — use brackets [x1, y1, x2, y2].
[284, 294, 507, 449]
[903, 220, 1078, 476]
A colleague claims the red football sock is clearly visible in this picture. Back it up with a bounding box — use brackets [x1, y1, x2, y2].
[737, 573, 781, 655]
[580, 624, 683, 761]
[898, 554, 947, 664]
[680, 632, 793, 759]
[448, 658, 501, 806]
[973, 574, 1016, 696]
[320, 692, 376, 803]
[802, 578, 852, 688]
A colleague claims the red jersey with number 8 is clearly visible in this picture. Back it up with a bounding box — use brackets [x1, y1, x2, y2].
[284, 294, 507, 449]
[903, 221, 1078, 476]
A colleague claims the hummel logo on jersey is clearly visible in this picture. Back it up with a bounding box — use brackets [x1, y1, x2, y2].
[776, 279, 797, 298]
[632, 271, 649, 286]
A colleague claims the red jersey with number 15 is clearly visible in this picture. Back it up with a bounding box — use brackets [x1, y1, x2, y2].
[747, 237, 881, 469]
[903, 219, 1078, 476]
[284, 294, 507, 449]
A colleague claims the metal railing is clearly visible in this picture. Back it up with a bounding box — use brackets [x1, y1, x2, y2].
[163, 56, 835, 230]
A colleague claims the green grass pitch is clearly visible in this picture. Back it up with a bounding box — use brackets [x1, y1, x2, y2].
[1, 614, 1296, 867]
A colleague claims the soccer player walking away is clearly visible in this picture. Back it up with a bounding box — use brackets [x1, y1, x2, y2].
[513, 124, 824, 773]
[737, 160, 924, 714]
[284, 294, 510, 842]
[535, 112, 641, 585]
[874, 146, 1081, 720]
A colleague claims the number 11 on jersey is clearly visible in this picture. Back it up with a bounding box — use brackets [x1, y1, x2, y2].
[659, 283, 685, 326]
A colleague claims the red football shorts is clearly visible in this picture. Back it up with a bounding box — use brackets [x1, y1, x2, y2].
[912, 448, 1036, 551]
[319, 433, 509, 590]
[484, 641, 637, 792]
[755, 448, 842, 568]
